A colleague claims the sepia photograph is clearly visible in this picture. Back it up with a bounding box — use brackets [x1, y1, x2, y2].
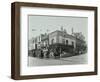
[28, 15, 88, 66]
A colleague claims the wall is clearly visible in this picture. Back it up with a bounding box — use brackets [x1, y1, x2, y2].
[49, 31, 58, 44]
[0, 0, 100, 82]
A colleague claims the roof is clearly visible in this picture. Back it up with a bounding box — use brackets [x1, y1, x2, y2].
[49, 30, 76, 40]
[49, 30, 85, 43]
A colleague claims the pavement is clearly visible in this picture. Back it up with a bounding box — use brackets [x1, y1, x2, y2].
[28, 53, 87, 67]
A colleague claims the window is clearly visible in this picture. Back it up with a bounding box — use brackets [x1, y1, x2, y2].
[72, 41, 74, 47]
[33, 40, 34, 43]
[62, 39, 65, 44]
[45, 41, 48, 47]
[35, 38, 37, 43]
[51, 39, 54, 44]
[39, 36, 40, 41]
[66, 40, 68, 45]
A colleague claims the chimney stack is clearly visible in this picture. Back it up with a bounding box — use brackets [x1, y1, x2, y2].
[72, 28, 74, 34]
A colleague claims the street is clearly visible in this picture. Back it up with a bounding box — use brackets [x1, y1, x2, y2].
[28, 53, 87, 66]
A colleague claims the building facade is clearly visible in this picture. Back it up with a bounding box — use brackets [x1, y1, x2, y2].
[49, 30, 76, 48]
[29, 28, 87, 56]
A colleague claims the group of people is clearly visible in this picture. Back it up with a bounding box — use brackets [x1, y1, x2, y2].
[32, 47, 61, 59]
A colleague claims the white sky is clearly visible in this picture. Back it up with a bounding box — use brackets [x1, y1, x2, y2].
[28, 15, 88, 42]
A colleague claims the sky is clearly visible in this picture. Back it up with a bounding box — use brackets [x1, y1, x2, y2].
[28, 15, 88, 42]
